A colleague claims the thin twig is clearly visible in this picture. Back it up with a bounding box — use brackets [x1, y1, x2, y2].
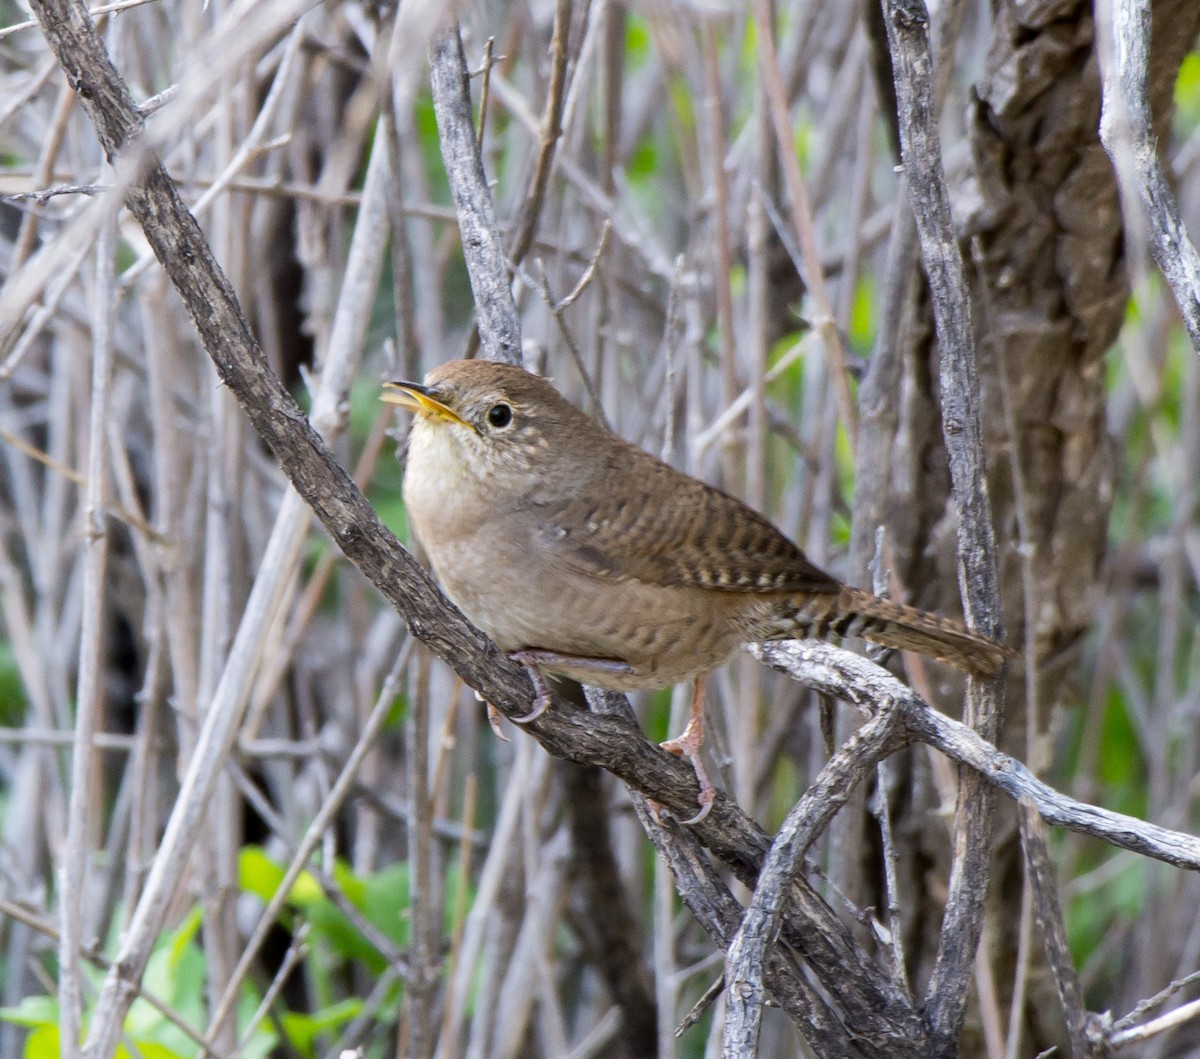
[1098, 0, 1200, 352]
[428, 25, 523, 365]
[881, 2, 1005, 1047]
[722, 700, 908, 1054]
[58, 210, 116, 1059]
[753, 641, 1200, 871]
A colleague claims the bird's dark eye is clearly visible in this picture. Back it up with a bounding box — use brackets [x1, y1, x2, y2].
[487, 403, 513, 429]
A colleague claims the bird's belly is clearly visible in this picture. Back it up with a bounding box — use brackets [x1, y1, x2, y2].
[428, 537, 740, 690]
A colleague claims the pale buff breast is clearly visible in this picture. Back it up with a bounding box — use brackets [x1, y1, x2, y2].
[419, 514, 745, 691]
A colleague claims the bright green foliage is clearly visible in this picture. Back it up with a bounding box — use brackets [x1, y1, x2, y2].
[1067, 857, 1147, 979]
[624, 14, 651, 69]
[848, 274, 877, 354]
[0, 996, 58, 1029]
[0, 910, 276, 1059]
[792, 119, 812, 175]
[280, 1000, 363, 1059]
[0, 640, 26, 725]
[625, 136, 659, 188]
[1174, 51, 1200, 135]
[239, 846, 474, 1011]
[239, 847, 411, 972]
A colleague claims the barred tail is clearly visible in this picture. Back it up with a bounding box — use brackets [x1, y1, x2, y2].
[790, 586, 1011, 678]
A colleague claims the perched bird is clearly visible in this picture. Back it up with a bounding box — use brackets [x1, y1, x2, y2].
[383, 360, 1008, 821]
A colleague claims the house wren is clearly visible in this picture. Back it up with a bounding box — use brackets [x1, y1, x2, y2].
[384, 360, 1008, 820]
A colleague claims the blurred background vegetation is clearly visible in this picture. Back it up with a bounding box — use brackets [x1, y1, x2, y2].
[1, 0, 1200, 1056]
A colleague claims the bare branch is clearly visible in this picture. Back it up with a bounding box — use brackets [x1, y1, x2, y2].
[1098, 0, 1200, 352]
[881, 1, 1006, 1046]
[753, 642, 1200, 871]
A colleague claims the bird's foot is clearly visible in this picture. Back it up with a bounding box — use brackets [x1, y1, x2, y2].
[661, 719, 716, 825]
[508, 651, 555, 723]
[506, 649, 636, 724]
[484, 701, 510, 741]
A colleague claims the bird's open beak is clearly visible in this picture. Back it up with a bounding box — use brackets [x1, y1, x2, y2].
[381, 381, 469, 427]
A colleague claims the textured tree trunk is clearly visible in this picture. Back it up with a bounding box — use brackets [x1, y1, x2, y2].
[854, 0, 1200, 1052]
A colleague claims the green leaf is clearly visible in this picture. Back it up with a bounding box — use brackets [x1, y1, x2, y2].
[24, 1024, 61, 1059]
[239, 845, 287, 902]
[1174, 51, 1200, 134]
[280, 999, 363, 1059]
[117, 1044, 184, 1059]
[238, 846, 320, 906]
[625, 14, 650, 68]
[848, 275, 877, 353]
[0, 995, 58, 1028]
[358, 862, 411, 946]
[0, 640, 27, 725]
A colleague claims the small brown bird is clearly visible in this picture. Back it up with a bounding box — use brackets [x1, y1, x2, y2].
[384, 360, 1007, 821]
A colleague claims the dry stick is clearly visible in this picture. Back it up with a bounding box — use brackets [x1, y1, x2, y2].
[336, 967, 405, 1056]
[506, 0, 572, 269]
[486, 69, 675, 282]
[24, 17, 386, 1057]
[560, 759, 658, 1057]
[881, 2, 1005, 1050]
[120, 20, 306, 288]
[235, 924, 309, 1053]
[0, 0, 160, 40]
[533, 253, 609, 425]
[1016, 801, 1104, 1056]
[201, 644, 414, 1050]
[243, 405, 393, 738]
[9, 80, 76, 272]
[0, 237, 97, 378]
[1098, 0, 1200, 353]
[437, 743, 539, 1058]
[0, 0, 309, 356]
[0, 426, 162, 540]
[636, 799, 866, 1059]
[676, 974, 725, 1040]
[406, 652, 435, 1059]
[582, 689, 869, 1059]
[1111, 997, 1200, 1052]
[754, 641, 1200, 870]
[462, 0, 575, 362]
[976, 234, 1046, 1059]
[428, 26, 522, 366]
[58, 210, 116, 1059]
[1114, 968, 1200, 1033]
[972, 927, 1006, 1059]
[104, 413, 169, 930]
[721, 700, 909, 1055]
[0, 897, 217, 1056]
[491, 827, 572, 1058]
[436, 770, 477, 1047]
[749, 0, 859, 446]
[699, 19, 738, 415]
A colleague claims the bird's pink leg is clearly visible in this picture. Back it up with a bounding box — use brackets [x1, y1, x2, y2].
[660, 679, 716, 825]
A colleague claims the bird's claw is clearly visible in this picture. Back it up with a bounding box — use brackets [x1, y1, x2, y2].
[677, 789, 715, 826]
[661, 725, 716, 825]
[509, 651, 554, 723]
[511, 689, 552, 724]
[485, 701, 510, 741]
